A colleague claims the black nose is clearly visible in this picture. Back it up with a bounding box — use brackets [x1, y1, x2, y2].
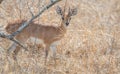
[66, 22, 69, 26]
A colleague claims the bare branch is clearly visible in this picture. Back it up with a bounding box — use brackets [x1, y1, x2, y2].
[0, 33, 27, 50]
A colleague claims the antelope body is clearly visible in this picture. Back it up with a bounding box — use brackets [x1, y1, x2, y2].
[6, 6, 77, 63]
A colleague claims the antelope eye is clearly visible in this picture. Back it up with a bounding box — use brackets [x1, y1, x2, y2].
[62, 17, 64, 20]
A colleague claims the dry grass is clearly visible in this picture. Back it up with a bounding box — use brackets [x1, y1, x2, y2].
[0, 0, 120, 74]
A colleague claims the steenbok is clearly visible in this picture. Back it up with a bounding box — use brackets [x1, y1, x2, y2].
[6, 6, 77, 64]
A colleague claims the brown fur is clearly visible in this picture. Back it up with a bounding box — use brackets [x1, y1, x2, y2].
[6, 20, 66, 44]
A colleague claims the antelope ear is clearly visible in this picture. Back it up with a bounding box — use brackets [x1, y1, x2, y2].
[69, 8, 77, 16]
[56, 6, 63, 15]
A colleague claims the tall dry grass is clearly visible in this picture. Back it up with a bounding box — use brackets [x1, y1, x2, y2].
[0, 0, 120, 74]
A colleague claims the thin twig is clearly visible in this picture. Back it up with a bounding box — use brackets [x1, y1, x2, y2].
[27, 0, 34, 17]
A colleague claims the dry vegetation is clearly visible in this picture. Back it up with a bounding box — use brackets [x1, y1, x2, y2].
[0, 0, 120, 74]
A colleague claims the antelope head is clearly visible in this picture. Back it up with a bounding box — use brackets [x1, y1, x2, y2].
[56, 6, 77, 26]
